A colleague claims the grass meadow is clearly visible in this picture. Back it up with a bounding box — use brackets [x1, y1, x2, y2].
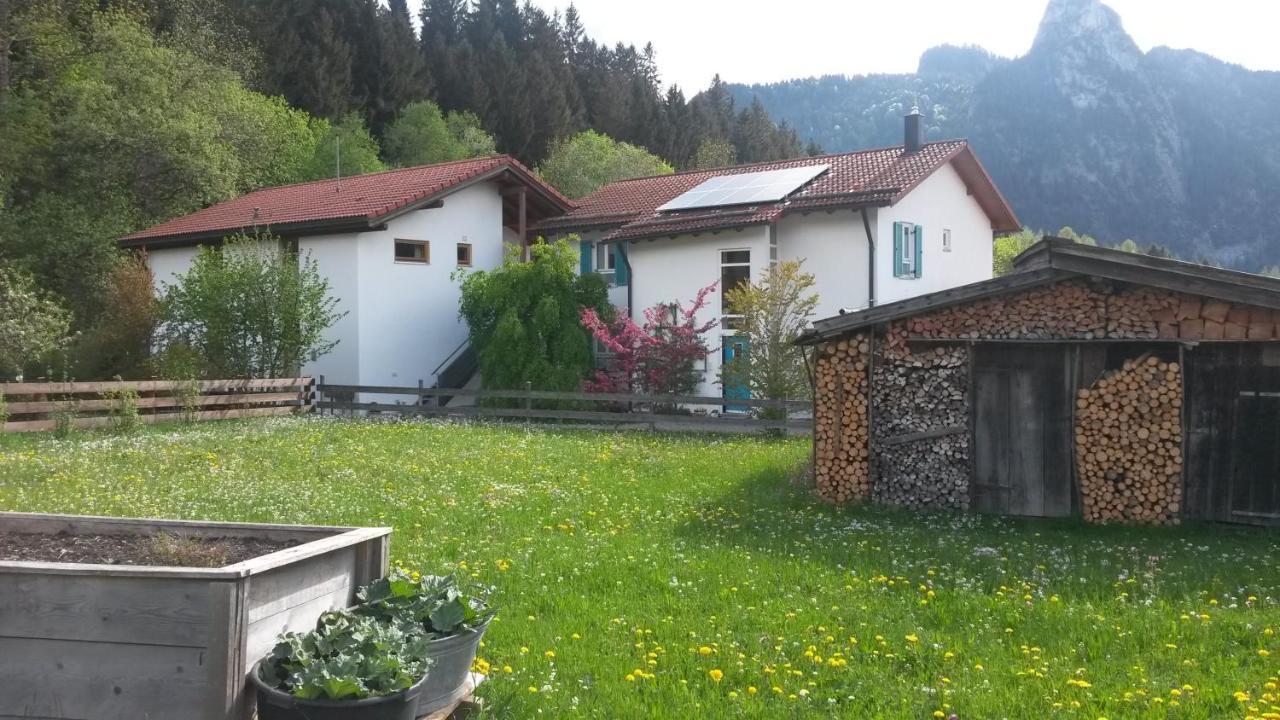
[1, 417, 1278, 719]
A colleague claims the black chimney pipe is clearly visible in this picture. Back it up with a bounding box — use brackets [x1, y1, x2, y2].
[904, 106, 923, 154]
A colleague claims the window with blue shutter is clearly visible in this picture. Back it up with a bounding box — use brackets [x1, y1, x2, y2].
[892, 222, 923, 279]
[614, 243, 629, 285]
[892, 222, 905, 277]
[579, 239, 592, 275]
[913, 224, 923, 278]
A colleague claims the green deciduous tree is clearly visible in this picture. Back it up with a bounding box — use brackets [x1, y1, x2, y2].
[691, 138, 736, 170]
[0, 8, 317, 328]
[382, 101, 497, 167]
[72, 253, 160, 380]
[298, 113, 386, 182]
[537, 130, 673, 199]
[0, 268, 71, 380]
[458, 239, 612, 392]
[993, 228, 1039, 276]
[721, 261, 820, 416]
[159, 233, 346, 378]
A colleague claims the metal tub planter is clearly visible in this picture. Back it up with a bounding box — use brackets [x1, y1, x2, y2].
[250, 569, 494, 720]
[416, 618, 490, 715]
[0, 511, 390, 720]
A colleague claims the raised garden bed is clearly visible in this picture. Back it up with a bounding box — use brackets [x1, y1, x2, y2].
[0, 511, 390, 720]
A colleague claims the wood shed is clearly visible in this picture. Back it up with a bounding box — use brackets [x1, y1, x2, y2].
[795, 237, 1280, 526]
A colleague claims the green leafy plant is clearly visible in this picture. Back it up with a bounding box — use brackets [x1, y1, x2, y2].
[159, 233, 346, 379]
[0, 391, 8, 429]
[458, 239, 611, 395]
[53, 401, 79, 439]
[354, 568, 495, 638]
[101, 380, 141, 433]
[259, 611, 434, 701]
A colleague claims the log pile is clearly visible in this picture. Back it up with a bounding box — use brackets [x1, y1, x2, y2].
[813, 334, 870, 503]
[1074, 355, 1183, 525]
[904, 281, 1279, 342]
[870, 341, 971, 510]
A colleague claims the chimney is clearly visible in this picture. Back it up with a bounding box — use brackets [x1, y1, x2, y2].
[904, 106, 924, 154]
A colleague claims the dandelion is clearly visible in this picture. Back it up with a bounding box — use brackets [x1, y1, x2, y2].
[708, 669, 724, 682]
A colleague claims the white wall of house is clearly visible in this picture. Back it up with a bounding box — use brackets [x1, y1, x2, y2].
[625, 225, 772, 398]
[776, 209, 874, 320]
[346, 181, 505, 401]
[147, 246, 200, 292]
[552, 229, 629, 311]
[142, 181, 510, 400]
[875, 161, 995, 305]
[297, 231, 361, 388]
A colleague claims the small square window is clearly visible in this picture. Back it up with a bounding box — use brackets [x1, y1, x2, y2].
[943, 229, 952, 252]
[394, 239, 429, 263]
[456, 243, 473, 267]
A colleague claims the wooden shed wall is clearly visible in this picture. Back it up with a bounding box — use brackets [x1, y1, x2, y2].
[811, 276, 1280, 525]
[1184, 343, 1280, 525]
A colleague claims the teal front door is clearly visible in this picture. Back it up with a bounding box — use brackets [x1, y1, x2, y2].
[722, 337, 750, 413]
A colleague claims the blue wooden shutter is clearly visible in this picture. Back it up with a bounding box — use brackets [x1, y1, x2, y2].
[579, 239, 592, 274]
[913, 224, 923, 278]
[614, 243, 629, 285]
[892, 222, 904, 277]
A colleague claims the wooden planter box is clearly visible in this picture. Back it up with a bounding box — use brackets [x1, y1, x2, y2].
[0, 512, 391, 720]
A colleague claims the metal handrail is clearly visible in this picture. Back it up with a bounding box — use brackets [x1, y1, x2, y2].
[431, 338, 471, 377]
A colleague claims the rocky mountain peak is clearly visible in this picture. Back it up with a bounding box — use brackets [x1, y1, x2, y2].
[1032, 0, 1141, 67]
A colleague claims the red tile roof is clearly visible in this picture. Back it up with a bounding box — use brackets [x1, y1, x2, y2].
[534, 140, 1019, 242]
[121, 155, 570, 246]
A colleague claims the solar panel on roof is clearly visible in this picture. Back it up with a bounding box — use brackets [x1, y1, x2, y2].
[656, 164, 830, 212]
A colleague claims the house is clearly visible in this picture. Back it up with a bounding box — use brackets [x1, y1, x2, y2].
[119, 156, 571, 397]
[535, 110, 1020, 398]
[795, 237, 1280, 526]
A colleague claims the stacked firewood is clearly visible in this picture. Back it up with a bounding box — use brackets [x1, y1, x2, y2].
[903, 281, 1278, 342]
[882, 324, 967, 367]
[873, 440, 971, 510]
[1074, 355, 1183, 525]
[870, 342, 971, 510]
[813, 334, 870, 503]
[1151, 296, 1277, 341]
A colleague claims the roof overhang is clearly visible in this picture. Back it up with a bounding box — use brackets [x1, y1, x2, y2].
[889, 145, 1020, 233]
[795, 236, 1280, 346]
[120, 159, 572, 250]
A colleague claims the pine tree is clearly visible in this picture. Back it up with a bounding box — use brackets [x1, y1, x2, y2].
[365, 0, 427, 135]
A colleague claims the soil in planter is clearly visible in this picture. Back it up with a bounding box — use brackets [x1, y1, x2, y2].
[0, 531, 299, 567]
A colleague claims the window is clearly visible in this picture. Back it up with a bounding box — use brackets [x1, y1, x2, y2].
[456, 242, 473, 267]
[394, 239, 429, 263]
[942, 228, 952, 253]
[720, 249, 751, 325]
[596, 242, 617, 276]
[893, 222, 922, 279]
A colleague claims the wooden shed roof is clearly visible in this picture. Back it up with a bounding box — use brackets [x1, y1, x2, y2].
[795, 237, 1280, 345]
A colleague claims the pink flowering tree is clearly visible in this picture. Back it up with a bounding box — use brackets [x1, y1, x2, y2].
[580, 282, 719, 399]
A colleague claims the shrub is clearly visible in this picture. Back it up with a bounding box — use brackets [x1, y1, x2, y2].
[458, 239, 611, 393]
[53, 402, 79, 439]
[721, 260, 819, 418]
[581, 283, 718, 403]
[73, 253, 159, 380]
[101, 381, 141, 433]
[159, 233, 346, 378]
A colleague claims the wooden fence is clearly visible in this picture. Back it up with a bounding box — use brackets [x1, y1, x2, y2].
[0, 378, 314, 432]
[316, 382, 811, 434]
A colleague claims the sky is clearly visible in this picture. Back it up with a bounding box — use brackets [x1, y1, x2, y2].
[408, 0, 1280, 92]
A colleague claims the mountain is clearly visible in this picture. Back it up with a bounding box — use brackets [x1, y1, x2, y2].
[728, 0, 1280, 269]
